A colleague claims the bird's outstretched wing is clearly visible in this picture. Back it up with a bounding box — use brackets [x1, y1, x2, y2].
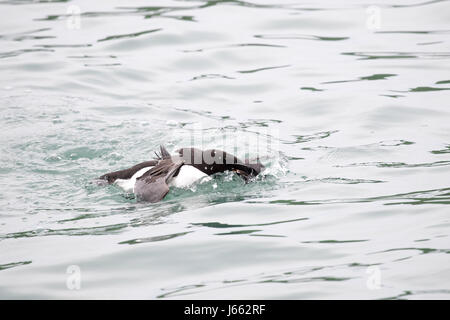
[99, 145, 171, 183]
[98, 160, 158, 183]
[134, 158, 184, 203]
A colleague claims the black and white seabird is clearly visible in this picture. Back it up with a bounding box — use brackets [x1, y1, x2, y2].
[99, 145, 264, 203]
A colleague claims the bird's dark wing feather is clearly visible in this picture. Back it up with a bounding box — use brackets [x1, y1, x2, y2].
[134, 177, 170, 203]
[98, 160, 158, 183]
[154, 145, 171, 160]
[159, 145, 171, 159]
[134, 159, 184, 203]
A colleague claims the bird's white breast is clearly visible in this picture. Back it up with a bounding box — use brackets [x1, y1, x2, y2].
[114, 166, 152, 193]
[169, 165, 209, 188]
[115, 164, 208, 193]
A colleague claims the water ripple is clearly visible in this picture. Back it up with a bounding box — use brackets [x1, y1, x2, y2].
[255, 34, 349, 41]
[342, 51, 450, 60]
[98, 28, 162, 42]
[265, 187, 450, 206]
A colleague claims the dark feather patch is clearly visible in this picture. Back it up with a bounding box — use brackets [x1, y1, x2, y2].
[134, 159, 184, 203]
